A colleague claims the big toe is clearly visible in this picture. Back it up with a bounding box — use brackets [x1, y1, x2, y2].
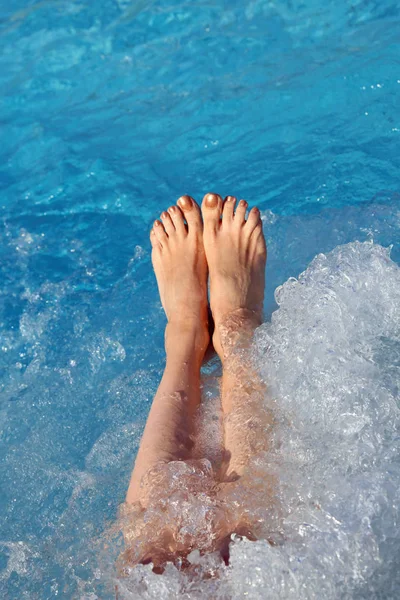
[201, 193, 223, 232]
[177, 195, 202, 232]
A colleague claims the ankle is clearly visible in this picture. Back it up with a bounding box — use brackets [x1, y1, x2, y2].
[212, 308, 261, 363]
[165, 320, 209, 363]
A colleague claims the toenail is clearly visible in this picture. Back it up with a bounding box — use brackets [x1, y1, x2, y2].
[168, 206, 177, 213]
[204, 193, 219, 208]
[154, 220, 160, 227]
[177, 195, 193, 211]
[226, 196, 236, 202]
[161, 211, 168, 219]
[239, 200, 247, 207]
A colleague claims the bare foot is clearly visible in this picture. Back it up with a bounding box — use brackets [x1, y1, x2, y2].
[201, 193, 267, 360]
[150, 195, 209, 360]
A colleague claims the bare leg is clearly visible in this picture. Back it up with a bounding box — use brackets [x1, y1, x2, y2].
[126, 196, 209, 506]
[121, 192, 274, 574]
[201, 193, 271, 482]
[217, 313, 272, 482]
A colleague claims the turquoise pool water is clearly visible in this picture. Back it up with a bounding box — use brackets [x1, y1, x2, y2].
[1, 1, 399, 598]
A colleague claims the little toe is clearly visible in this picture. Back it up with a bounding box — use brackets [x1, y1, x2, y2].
[250, 222, 267, 257]
[167, 205, 186, 236]
[222, 196, 236, 224]
[201, 193, 223, 232]
[150, 228, 160, 249]
[177, 195, 202, 231]
[234, 199, 248, 225]
[245, 206, 260, 234]
[160, 210, 175, 236]
[153, 220, 168, 246]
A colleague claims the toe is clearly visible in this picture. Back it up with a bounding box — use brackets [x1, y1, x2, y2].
[150, 228, 160, 249]
[201, 193, 223, 232]
[177, 195, 202, 232]
[167, 205, 186, 236]
[234, 199, 248, 225]
[153, 220, 168, 247]
[222, 196, 236, 224]
[250, 221, 267, 258]
[245, 206, 260, 234]
[255, 234, 267, 259]
[160, 210, 175, 236]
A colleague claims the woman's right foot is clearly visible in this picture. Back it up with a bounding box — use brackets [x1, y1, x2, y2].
[201, 193, 267, 361]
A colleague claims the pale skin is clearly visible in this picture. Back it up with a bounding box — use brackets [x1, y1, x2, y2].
[125, 192, 269, 561]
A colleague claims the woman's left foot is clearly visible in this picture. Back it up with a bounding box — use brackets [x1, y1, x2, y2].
[150, 195, 209, 359]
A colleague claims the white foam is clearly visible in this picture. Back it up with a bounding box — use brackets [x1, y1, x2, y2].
[115, 241, 400, 599]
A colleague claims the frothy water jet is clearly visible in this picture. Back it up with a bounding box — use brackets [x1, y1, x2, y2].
[109, 241, 400, 599]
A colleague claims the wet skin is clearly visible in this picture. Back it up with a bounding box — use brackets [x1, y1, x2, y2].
[124, 193, 269, 570]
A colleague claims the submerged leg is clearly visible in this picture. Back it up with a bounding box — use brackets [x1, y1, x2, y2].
[218, 311, 272, 481]
[126, 196, 209, 506]
[201, 194, 275, 539]
[201, 193, 268, 477]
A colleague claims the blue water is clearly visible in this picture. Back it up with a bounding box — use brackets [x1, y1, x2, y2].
[0, 1, 399, 599]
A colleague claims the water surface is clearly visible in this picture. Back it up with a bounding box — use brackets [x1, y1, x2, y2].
[0, 1, 399, 598]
